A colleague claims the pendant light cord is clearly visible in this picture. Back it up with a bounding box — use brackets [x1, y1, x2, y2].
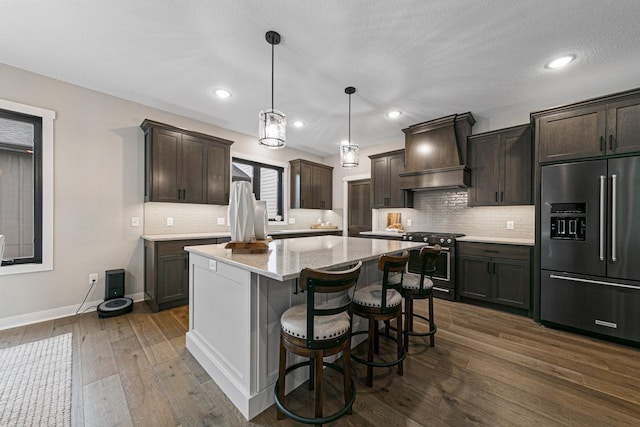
[271, 42, 274, 111]
[348, 92, 351, 143]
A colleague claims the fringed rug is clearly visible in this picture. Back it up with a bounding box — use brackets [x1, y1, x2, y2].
[0, 333, 72, 426]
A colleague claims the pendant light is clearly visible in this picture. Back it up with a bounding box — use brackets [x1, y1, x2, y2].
[340, 86, 359, 168]
[259, 31, 286, 149]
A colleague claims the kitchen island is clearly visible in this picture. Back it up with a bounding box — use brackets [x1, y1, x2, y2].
[184, 235, 425, 419]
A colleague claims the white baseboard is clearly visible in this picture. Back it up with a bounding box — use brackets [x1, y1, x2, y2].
[0, 292, 145, 331]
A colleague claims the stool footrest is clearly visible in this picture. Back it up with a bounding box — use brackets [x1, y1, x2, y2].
[405, 313, 437, 337]
[274, 360, 356, 425]
[351, 330, 406, 368]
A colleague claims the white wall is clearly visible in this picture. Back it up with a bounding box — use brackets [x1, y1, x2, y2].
[0, 63, 323, 327]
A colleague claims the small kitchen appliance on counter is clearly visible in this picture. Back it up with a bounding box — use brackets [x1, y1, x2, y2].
[401, 231, 464, 301]
[97, 269, 133, 318]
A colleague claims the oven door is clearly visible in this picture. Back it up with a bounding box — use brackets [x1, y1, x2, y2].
[407, 246, 450, 281]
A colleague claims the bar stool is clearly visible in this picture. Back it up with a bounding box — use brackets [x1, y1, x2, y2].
[275, 261, 362, 425]
[400, 245, 441, 352]
[350, 252, 409, 387]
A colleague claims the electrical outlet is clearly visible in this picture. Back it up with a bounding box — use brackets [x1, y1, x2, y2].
[131, 216, 140, 227]
[166, 217, 174, 226]
[217, 217, 225, 225]
[209, 259, 217, 271]
[288, 217, 296, 224]
[89, 273, 98, 285]
[407, 219, 413, 226]
[507, 220, 515, 230]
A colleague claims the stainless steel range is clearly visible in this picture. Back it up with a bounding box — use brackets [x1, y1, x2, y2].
[401, 232, 464, 301]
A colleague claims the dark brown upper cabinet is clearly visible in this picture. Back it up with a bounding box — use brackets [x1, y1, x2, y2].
[369, 150, 413, 208]
[534, 90, 640, 163]
[468, 124, 532, 206]
[289, 159, 333, 209]
[141, 119, 233, 205]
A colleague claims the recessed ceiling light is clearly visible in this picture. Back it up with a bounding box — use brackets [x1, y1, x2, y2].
[293, 121, 305, 128]
[214, 89, 231, 98]
[546, 55, 576, 69]
[387, 110, 401, 119]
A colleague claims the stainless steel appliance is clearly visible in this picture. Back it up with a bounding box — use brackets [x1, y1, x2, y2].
[401, 232, 464, 301]
[541, 158, 640, 344]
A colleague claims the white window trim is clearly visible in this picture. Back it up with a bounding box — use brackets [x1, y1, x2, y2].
[0, 99, 55, 276]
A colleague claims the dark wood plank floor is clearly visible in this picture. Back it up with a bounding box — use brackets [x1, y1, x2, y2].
[1, 299, 638, 426]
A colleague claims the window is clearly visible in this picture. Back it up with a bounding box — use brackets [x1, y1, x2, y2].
[232, 158, 283, 221]
[0, 99, 54, 274]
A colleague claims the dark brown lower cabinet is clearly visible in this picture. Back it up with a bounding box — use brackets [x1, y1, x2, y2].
[144, 237, 230, 312]
[458, 242, 531, 313]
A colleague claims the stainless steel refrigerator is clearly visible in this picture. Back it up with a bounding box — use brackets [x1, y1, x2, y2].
[541, 157, 640, 344]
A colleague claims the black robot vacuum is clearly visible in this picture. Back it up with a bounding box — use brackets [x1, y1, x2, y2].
[97, 269, 133, 318]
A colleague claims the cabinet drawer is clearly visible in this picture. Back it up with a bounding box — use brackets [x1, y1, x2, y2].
[457, 242, 530, 260]
[157, 239, 219, 256]
[541, 272, 640, 343]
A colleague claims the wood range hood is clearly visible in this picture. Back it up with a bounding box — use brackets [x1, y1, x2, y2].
[399, 112, 475, 191]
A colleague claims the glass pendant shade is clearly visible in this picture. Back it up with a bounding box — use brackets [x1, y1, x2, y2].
[340, 141, 359, 168]
[259, 109, 286, 149]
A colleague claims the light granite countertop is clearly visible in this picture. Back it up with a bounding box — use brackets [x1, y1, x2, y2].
[185, 235, 425, 281]
[142, 228, 342, 242]
[457, 236, 534, 246]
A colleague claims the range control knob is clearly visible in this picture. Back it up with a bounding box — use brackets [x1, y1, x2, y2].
[408, 235, 413, 241]
[447, 238, 452, 244]
[440, 238, 445, 243]
[423, 237, 429, 242]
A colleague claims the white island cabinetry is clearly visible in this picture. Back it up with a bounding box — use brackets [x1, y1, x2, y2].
[185, 236, 425, 419]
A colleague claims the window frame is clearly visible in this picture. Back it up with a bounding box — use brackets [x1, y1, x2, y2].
[232, 157, 284, 221]
[0, 99, 54, 276]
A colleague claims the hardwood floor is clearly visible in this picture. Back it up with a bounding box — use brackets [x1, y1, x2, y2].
[1, 300, 638, 426]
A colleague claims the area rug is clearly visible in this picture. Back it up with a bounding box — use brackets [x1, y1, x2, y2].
[0, 333, 72, 426]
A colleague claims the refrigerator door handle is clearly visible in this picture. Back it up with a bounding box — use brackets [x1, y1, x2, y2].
[549, 273, 640, 291]
[599, 175, 606, 261]
[611, 174, 617, 262]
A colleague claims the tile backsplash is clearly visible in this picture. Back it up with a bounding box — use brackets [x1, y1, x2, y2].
[375, 189, 534, 239]
[143, 202, 343, 235]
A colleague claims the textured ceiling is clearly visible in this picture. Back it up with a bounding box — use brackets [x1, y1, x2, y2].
[1, 0, 640, 157]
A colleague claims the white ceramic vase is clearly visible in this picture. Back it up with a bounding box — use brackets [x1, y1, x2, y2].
[254, 201, 269, 240]
[229, 181, 255, 242]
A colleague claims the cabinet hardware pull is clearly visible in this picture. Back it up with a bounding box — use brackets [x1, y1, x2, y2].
[549, 273, 640, 290]
[600, 136, 605, 153]
[611, 174, 617, 262]
[178, 189, 181, 199]
[495, 192, 498, 202]
[487, 261, 491, 274]
[599, 175, 605, 261]
[484, 250, 499, 253]
[609, 134, 614, 151]
[183, 189, 186, 200]
[500, 191, 504, 203]
[493, 262, 496, 274]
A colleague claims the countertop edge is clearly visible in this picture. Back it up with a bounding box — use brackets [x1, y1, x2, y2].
[143, 228, 343, 242]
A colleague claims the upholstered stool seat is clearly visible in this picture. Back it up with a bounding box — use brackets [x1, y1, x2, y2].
[280, 304, 351, 340]
[350, 252, 409, 387]
[351, 283, 402, 308]
[275, 261, 362, 425]
[400, 274, 434, 290]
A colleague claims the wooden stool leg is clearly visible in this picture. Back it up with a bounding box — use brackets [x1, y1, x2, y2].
[367, 318, 375, 387]
[429, 295, 436, 347]
[374, 320, 380, 354]
[309, 356, 315, 391]
[396, 314, 404, 376]
[343, 342, 353, 415]
[277, 334, 287, 420]
[314, 351, 323, 419]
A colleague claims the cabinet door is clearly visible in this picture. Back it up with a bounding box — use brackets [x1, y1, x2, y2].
[502, 128, 532, 205]
[312, 166, 333, 209]
[207, 141, 230, 205]
[157, 254, 188, 304]
[492, 258, 530, 309]
[606, 97, 640, 155]
[299, 162, 313, 208]
[181, 135, 207, 204]
[151, 128, 182, 202]
[458, 255, 492, 301]
[538, 105, 606, 163]
[387, 152, 406, 208]
[371, 156, 389, 208]
[470, 135, 501, 206]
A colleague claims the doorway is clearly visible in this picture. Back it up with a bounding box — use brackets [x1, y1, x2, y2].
[347, 179, 371, 237]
